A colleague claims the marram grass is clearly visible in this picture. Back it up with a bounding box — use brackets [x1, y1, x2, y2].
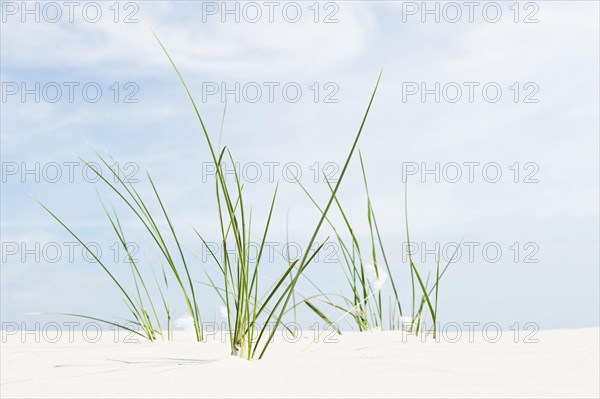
[297, 152, 461, 338]
[38, 32, 457, 358]
[152, 29, 381, 358]
[38, 156, 199, 342]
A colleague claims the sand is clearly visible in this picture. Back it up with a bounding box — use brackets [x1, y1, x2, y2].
[1, 327, 598, 398]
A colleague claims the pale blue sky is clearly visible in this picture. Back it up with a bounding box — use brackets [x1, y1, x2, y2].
[1, 1, 598, 330]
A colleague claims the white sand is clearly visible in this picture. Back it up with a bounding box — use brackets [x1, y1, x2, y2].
[2, 327, 598, 398]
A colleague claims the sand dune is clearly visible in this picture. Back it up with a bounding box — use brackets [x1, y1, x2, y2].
[2, 327, 598, 398]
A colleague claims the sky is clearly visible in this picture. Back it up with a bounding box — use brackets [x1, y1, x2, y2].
[1, 0, 599, 332]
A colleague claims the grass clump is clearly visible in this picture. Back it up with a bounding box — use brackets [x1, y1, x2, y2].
[38, 157, 202, 341]
[298, 152, 460, 338]
[38, 31, 457, 355]
[152, 32, 383, 358]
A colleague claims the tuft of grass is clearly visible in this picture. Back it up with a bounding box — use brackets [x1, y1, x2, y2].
[297, 154, 460, 336]
[38, 29, 458, 354]
[38, 156, 201, 341]
[152, 31, 383, 358]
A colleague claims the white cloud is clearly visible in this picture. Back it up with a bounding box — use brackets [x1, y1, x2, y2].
[1, 2, 374, 76]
